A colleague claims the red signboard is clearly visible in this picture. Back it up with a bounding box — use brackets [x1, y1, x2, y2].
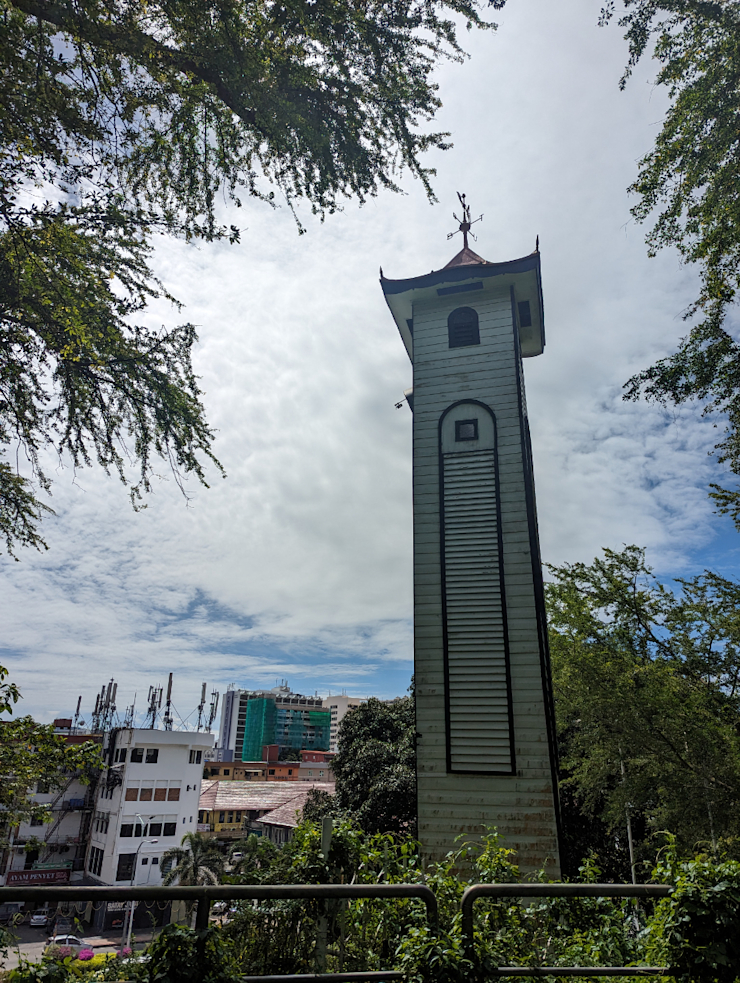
[6, 869, 70, 885]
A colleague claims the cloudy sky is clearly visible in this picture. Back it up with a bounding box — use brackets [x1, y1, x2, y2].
[4, 0, 739, 725]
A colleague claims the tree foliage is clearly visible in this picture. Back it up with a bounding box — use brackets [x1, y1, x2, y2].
[331, 695, 417, 836]
[601, 1, 740, 514]
[0, 0, 500, 555]
[161, 831, 224, 886]
[546, 546, 740, 868]
[0, 664, 102, 842]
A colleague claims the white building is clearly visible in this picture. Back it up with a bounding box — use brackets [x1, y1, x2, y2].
[322, 696, 363, 752]
[84, 727, 214, 930]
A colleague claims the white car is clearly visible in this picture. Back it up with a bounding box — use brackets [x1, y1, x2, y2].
[45, 935, 85, 954]
[30, 910, 50, 928]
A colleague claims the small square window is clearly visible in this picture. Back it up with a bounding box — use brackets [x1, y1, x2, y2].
[152, 857, 159, 865]
[130, 749, 144, 763]
[162, 822, 177, 837]
[455, 419, 478, 442]
[141, 857, 148, 865]
[145, 749, 159, 764]
[149, 823, 162, 836]
[120, 824, 133, 838]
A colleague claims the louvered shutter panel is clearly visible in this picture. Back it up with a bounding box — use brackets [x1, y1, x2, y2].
[440, 411, 514, 774]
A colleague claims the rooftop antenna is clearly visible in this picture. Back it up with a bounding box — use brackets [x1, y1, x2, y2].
[163, 672, 174, 731]
[146, 685, 162, 729]
[447, 192, 483, 250]
[206, 690, 219, 733]
[196, 683, 207, 731]
[72, 695, 82, 733]
[123, 692, 135, 729]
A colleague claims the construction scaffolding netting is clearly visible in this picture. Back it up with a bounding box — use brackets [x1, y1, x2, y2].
[242, 698, 277, 761]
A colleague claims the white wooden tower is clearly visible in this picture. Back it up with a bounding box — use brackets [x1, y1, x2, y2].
[381, 197, 561, 873]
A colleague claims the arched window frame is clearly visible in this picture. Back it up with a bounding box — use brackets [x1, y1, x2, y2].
[447, 306, 480, 348]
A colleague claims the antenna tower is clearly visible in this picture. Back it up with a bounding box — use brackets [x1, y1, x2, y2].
[206, 690, 220, 733]
[163, 672, 174, 731]
[146, 685, 162, 729]
[196, 683, 207, 731]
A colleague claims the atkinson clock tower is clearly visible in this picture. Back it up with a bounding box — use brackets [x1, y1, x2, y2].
[381, 197, 561, 873]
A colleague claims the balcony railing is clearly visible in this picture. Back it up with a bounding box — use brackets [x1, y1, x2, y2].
[0, 882, 673, 981]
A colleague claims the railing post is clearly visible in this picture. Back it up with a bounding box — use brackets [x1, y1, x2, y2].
[195, 892, 210, 931]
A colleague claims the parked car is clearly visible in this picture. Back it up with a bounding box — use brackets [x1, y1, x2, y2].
[30, 910, 50, 928]
[45, 935, 85, 955]
[0, 902, 23, 925]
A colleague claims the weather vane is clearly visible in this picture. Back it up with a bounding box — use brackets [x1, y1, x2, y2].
[447, 192, 483, 250]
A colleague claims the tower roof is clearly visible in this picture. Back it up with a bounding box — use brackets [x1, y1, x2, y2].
[443, 245, 491, 268]
[380, 246, 544, 362]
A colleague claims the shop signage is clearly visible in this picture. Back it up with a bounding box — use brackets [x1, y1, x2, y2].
[7, 869, 70, 885]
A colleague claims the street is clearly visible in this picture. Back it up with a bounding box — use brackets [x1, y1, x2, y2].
[1, 922, 154, 970]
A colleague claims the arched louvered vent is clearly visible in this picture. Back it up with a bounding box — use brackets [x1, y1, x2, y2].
[439, 401, 515, 775]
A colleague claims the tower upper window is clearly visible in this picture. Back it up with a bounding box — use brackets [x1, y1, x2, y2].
[448, 307, 480, 348]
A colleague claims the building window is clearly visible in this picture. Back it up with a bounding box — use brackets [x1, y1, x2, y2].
[125, 788, 138, 801]
[139, 788, 153, 801]
[149, 823, 162, 837]
[448, 307, 480, 348]
[116, 853, 136, 881]
[235, 811, 242, 821]
[120, 824, 134, 838]
[219, 812, 225, 823]
[163, 823, 177, 837]
[167, 788, 180, 801]
[152, 857, 159, 866]
[455, 419, 479, 442]
[189, 750, 202, 764]
[89, 846, 104, 878]
[223, 769, 230, 776]
[154, 788, 167, 801]
[268, 769, 275, 776]
[115, 749, 127, 763]
[145, 749, 159, 764]
[133, 823, 143, 838]
[130, 749, 144, 763]
[30, 816, 44, 827]
[141, 857, 148, 865]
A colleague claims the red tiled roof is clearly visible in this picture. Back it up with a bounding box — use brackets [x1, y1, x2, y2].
[198, 780, 334, 814]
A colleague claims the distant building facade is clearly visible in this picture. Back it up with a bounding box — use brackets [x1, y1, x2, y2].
[322, 696, 363, 752]
[0, 723, 102, 887]
[217, 684, 330, 761]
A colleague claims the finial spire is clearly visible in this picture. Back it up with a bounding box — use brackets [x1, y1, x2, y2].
[447, 192, 483, 250]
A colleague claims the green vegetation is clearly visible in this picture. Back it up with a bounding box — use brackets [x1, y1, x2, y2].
[0, 664, 101, 841]
[0, 0, 500, 556]
[6, 827, 740, 983]
[547, 546, 740, 877]
[161, 832, 224, 887]
[331, 695, 416, 836]
[601, 1, 740, 513]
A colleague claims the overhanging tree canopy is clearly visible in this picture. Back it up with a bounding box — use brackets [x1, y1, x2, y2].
[0, 0, 500, 556]
[603, 1, 740, 517]
[547, 546, 740, 866]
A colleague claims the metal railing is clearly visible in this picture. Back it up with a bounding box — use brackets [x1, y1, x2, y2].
[461, 883, 674, 977]
[0, 881, 676, 980]
[0, 882, 436, 982]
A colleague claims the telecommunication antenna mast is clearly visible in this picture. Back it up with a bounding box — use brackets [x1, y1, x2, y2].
[146, 685, 162, 729]
[196, 683, 207, 731]
[206, 690, 219, 733]
[163, 673, 174, 731]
